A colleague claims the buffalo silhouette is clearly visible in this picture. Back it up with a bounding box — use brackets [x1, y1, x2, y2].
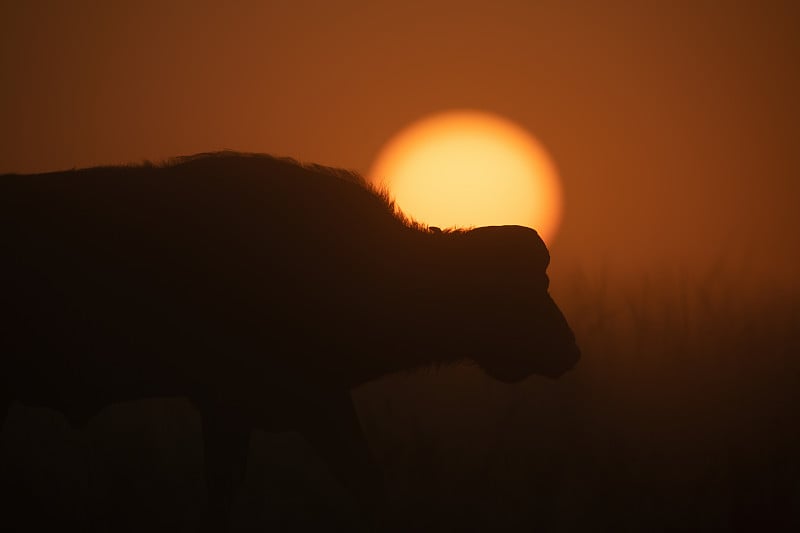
[0, 152, 579, 530]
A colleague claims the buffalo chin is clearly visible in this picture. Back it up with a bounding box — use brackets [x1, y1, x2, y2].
[480, 343, 581, 383]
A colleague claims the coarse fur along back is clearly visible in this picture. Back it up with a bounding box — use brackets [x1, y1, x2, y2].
[166, 151, 445, 234]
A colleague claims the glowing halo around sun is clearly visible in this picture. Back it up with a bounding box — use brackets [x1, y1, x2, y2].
[368, 110, 563, 244]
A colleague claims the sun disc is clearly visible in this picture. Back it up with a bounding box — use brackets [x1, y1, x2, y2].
[368, 110, 563, 244]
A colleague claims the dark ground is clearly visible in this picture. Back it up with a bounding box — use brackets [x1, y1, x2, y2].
[2, 272, 798, 532]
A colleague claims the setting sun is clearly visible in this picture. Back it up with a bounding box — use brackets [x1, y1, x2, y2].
[368, 110, 563, 244]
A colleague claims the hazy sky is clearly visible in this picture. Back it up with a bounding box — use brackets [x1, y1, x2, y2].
[2, 1, 798, 284]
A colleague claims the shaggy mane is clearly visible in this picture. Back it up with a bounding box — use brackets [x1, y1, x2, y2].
[161, 150, 444, 233]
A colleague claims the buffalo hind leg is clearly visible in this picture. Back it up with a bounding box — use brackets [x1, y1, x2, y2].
[1, 369, 9, 429]
[1, 390, 9, 431]
[199, 403, 251, 532]
[300, 391, 385, 529]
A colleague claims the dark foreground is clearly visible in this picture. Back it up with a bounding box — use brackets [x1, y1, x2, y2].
[2, 275, 798, 532]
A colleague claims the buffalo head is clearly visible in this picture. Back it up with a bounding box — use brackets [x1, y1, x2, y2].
[450, 225, 580, 382]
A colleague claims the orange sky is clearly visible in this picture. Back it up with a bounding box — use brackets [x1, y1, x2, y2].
[2, 1, 798, 285]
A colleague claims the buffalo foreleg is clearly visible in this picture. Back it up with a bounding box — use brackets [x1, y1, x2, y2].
[300, 391, 385, 526]
[199, 404, 251, 532]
